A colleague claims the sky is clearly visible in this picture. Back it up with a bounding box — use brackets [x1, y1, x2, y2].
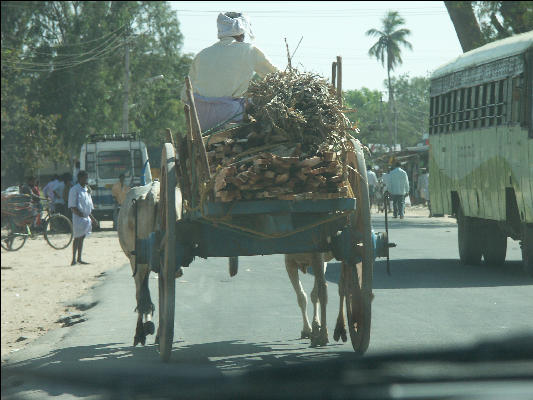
[170, 1, 463, 92]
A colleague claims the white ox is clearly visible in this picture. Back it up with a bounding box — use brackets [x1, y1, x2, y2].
[117, 181, 162, 346]
[117, 181, 350, 348]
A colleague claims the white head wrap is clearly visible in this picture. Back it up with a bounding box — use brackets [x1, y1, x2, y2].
[217, 12, 254, 41]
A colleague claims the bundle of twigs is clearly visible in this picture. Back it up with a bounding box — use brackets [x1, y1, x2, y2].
[198, 68, 358, 202]
[244, 69, 353, 153]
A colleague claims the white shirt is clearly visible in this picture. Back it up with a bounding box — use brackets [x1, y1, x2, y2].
[43, 179, 59, 201]
[387, 167, 410, 196]
[68, 183, 94, 238]
[367, 170, 378, 187]
[181, 37, 277, 100]
[52, 181, 65, 204]
[68, 183, 93, 218]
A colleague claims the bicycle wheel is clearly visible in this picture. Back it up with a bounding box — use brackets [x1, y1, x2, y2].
[44, 214, 73, 250]
[1, 219, 27, 251]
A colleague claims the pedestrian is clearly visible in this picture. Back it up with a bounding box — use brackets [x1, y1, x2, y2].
[111, 173, 130, 230]
[417, 168, 431, 217]
[366, 165, 377, 209]
[52, 174, 68, 216]
[42, 175, 60, 212]
[72, 161, 80, 185]
[387, 161, 410, 219]
[68, 170, 96, 266]
[181, 11, 277, 131]
[20, 176, 42, 228]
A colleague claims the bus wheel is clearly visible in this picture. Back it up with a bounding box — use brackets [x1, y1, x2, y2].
[483, 223, 507, 266]
[522, 225, 533, 277]
[457, 207, 482, 265]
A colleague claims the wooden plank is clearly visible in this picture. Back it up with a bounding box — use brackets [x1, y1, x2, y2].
[185, 77, 211, 182]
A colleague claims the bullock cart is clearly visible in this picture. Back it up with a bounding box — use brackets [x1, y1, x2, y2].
[136, 68, 393, 362]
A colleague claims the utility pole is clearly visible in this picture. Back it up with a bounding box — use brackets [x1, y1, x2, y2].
[122, 36, 130, 134]
[379, 93, 384, 150]
[394, 107, 398, 150]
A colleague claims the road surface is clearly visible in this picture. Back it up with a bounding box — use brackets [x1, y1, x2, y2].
[3, 214, 533, 398]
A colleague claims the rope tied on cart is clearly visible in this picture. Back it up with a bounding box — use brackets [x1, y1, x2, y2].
[196, 209, 356, 240]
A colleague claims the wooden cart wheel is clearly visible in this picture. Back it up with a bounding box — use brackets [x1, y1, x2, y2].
[158, 143, 178, 362]
[345, 140, 373, 354]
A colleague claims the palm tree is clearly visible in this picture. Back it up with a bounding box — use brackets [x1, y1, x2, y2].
[366, 11, 412, 148]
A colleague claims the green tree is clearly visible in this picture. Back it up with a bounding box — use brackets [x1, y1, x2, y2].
[1, 48, 63, 183]
[445, 1, 533, 52]
[343, 88, 386, 145]
[1, 1, 192, 183]
[343, 75, 429, 150]
[366, 11, 413, 147]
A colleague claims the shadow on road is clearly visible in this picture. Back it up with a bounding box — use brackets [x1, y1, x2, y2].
[321, 260, 532, 289]
[2, 339, 348, 399]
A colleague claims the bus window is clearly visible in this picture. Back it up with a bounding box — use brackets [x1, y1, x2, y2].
[473, 85, 480, 128]
[446, 92, 451, 132]
[488, 82, 496, 126]
[452, 90, 459, 132]
[480, 84, 486, 128]
[440, 94, 446, 133]
[465, 87, 472, 129]
[511, 76, 522, 123]
[497, 80, 504, 125]
[458, 88, 465, 131]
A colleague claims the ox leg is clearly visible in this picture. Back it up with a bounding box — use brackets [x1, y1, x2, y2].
[285, 256, 312, 339]
[133, 266, 155, 346]
[334, 262, 348, 342]
[310, 254, 328, 347]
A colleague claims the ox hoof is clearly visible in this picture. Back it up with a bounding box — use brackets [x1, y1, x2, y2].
[333, 325, 347, 343]
[310, 327, 329, 348]
[134, 334, 146, 346]
[301, 329, 311, 339]
[154, 327, 160, 345]
[143, 321, 155, 335]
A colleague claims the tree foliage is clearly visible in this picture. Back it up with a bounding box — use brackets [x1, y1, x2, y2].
[366, 11, 413, 147]
[1, 1, 192, 184]
[343, 75, 429, 149]
[445, 1, 533, 52]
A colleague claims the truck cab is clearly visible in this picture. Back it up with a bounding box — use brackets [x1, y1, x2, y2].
[79, 133, 152, 221]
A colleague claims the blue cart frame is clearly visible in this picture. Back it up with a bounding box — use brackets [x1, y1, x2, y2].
[139, 143, 390, 361]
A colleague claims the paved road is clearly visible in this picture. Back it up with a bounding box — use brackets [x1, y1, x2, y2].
[3, 214, 533, 398]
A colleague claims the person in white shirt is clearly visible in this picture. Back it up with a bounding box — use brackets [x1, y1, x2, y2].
[366, 165, 378, 209]
[72, 161, 80, 185]
[181, 11, 278, 132]
[68, 170, 96, 266]
[387, 162, 410, 219]
[52, 174, 69, 215]
[417, 168, 431, 217]
[42, 175, 60, 212]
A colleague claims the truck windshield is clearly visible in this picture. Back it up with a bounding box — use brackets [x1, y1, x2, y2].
[97, 150, 142, 179]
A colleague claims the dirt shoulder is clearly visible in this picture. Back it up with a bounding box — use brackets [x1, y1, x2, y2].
[1, 222, 127, 362]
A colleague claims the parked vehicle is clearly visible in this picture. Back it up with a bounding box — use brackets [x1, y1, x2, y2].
[80, 133, 152, 221]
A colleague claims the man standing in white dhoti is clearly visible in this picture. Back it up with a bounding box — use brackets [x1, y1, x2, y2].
[68, 170, 96, 266]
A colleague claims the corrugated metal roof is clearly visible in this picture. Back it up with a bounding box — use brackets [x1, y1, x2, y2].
[432, 31, 533, 79]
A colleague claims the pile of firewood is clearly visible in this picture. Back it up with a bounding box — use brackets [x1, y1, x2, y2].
[181, 69, 358, 203]
[210, 146, 349, 202]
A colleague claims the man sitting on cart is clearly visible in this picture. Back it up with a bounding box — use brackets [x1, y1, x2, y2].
[181, 11, 278, 132]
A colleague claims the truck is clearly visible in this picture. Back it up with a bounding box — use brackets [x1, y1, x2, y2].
[79, 133, 152, 221]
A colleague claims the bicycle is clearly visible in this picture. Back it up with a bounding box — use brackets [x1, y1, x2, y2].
[1, 195, 73, 251]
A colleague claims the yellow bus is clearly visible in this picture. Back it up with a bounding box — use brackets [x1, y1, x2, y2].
[428, 31, 532, 275]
